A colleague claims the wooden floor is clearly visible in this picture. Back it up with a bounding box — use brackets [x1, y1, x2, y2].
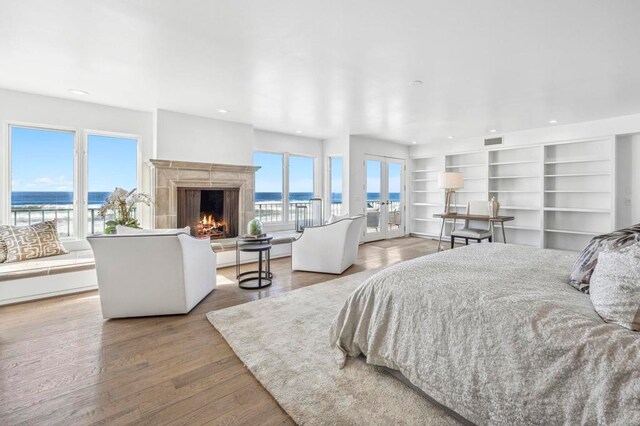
[0, 237, 440, 425]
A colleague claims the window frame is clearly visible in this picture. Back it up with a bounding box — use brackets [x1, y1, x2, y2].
[327, 155, 343, 217]
[253, 150, 317, 228]
[83, 130, 141, 237]
[2, 122, 141, 247]
[6, 123, 79, 239]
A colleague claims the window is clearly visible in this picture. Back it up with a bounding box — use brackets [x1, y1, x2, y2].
[329, 156, 343, 215]
[6, 125, 140, 240]
[10, 126, 76, 237]
[254, 152, 284, 222]
[253, 151, 315, 225]
[288, 155, 314, 221]
[87, 134, 138, 234]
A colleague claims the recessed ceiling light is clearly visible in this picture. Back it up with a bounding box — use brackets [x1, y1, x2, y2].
[447, 135, 454, 139]
[217, 109, 229, 114]
[295, 130, 302, 134]
[548, 119, 558, 124]
[68, 89, 89, 96]
[489, 129, 497, 133]
[409, 80, 423, 85]
[411, 141, 417, 144]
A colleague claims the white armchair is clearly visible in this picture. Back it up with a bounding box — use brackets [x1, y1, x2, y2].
[87, 231, 217, 319]
[292, 215, 366, 274]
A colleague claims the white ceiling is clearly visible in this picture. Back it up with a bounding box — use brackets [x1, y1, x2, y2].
[1, 0, 640, 144]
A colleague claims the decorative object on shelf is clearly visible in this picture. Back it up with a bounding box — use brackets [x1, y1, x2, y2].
[98, 188, 152, 234]
[247, 218, 264, 236]
[488, 196, 500, 218]
[295, 204, 309, 232]
[309, 198, 324, 227]
[437, 172, 464, 214]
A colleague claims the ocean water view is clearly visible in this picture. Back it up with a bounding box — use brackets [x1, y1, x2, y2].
[12, 191, 112, 207]
[12, 191, 401, 206]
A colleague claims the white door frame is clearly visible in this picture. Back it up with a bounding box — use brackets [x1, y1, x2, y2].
[363, 155, 405, 242]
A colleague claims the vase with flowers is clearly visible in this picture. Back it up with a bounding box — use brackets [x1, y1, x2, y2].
[98, 188, 152, 234]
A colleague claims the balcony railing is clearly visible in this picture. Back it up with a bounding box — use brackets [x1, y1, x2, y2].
[10, 207, 134, 236]
[254, 200, 401, 224]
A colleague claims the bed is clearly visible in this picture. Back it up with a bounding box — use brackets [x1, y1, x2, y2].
[329, 244, 640, 425]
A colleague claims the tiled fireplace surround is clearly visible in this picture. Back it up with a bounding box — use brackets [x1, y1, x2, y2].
[148, 159, 259, 234]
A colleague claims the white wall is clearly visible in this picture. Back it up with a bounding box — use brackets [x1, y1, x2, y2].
[0, 88, 154, 227]
[616, 133, 640, 228]
[410, 112, 640, 157]
[349, 136, 409, 217]
[155, 109, 254, 166]
[322, 134, 350, 215]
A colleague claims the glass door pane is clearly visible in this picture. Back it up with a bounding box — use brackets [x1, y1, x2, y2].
[366, 159, 382, 236]
[387, 161, 403, 234]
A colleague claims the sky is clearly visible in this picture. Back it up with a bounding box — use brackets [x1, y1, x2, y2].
[366, 160, 401, 199]
[11, 127, 137, 192]
[330, 156, 342, 194]
[254, 152, 316, 195]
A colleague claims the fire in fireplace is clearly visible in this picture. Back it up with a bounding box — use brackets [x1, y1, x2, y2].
[197, 214, 225, 238]
[177, 188, 239, 239]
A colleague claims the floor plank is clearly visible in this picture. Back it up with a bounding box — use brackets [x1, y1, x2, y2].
[0, 236, 441, 425]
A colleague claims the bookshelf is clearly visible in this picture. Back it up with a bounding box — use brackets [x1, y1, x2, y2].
[488, 146, 542, 247]
[410, 137, 616, 251]
[410, 156, 445, 237]
[543, 138, 614, 251]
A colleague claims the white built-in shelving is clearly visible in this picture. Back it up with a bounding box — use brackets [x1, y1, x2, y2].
[488, 145, 542, 247]
[410, 137, 616, 251]
[409, 156, 446, 237]
[542, 138, 614, 251]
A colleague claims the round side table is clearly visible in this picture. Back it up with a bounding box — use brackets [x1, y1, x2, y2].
[236, 234, 273, 289]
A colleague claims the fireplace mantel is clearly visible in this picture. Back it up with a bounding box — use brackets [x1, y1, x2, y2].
[148, 159, 259, 232]
[148, 159, 260, 174]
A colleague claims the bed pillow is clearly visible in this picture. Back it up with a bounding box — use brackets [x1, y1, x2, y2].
[590, 243, 640, 331]
[0, 220, 68, 263]
[569, 224, 640, 293]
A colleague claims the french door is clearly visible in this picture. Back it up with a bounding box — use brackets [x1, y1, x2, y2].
[364, 155, 405, 242]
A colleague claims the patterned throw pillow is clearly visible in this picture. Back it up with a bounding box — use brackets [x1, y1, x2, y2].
[0, 239, 7, 263]
[590, 243, 640, 331]
[0, 220, 68, 263]
[569, 224, 640, 293]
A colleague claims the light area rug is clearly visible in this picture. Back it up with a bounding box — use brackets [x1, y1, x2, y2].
[207, 270, 461, 425]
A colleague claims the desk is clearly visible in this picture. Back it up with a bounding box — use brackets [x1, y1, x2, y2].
[433, 213, 515, 251]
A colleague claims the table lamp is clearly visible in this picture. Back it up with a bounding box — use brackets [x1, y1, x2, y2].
[438, 172, 464, 214]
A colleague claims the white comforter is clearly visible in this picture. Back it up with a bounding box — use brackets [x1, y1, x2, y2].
[329, 244, 640, 425]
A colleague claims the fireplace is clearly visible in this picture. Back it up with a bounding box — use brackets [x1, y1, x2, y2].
[177, 188, 239, 239]
[148, 159, 259, 237]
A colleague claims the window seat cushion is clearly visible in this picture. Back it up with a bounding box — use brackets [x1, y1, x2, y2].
[0, 250, 94, 281]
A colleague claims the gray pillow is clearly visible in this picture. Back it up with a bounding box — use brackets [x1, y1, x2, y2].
[0, 239, 7, 263]
[590, 243, 640, 331]
[569, 224, 640, 293]
[0, 221, 68, 263]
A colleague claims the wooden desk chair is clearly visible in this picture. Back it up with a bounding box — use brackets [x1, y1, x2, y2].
[450, 201, 493, 248]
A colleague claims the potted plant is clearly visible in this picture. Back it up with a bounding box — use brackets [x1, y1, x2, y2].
[98, 188, 152, 234]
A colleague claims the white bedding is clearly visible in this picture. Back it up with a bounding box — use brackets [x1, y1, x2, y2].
[329, 244, 640, 425]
